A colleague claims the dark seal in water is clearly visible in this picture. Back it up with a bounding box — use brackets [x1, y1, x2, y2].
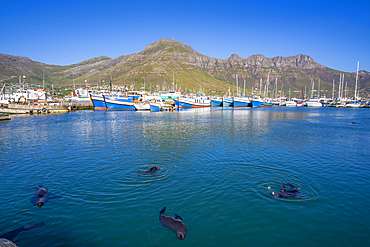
[159, 206, 188, 240]
[271, 183, 307, 199]
[0, 222, 45, 243]
[27, 184, 62, 207]
[142, 166, 161, 175]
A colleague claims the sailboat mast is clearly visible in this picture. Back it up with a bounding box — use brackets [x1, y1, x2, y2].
[266, 71, 270, 98]
[275, 77, 278, 98]
[259, 78, 262, 96]
[354, 61, 359, 99]
[243, 80, 245, 97]
[332, 79, 335, 100]
[338, 74, 342, 99]
[43, 69, 45, 90]
[310, 78, 314, 98]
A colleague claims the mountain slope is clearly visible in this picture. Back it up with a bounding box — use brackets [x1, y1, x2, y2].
[1, 39, 369, 97]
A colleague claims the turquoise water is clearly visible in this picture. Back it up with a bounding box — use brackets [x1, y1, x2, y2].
[1, 107, 369, 246]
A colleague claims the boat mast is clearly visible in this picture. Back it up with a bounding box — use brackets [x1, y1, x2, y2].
[266, 70, 270, 98]
[43, 69, 45, 90]
[341, 74, 345, 99]
[338, 74, 341, 99]
[354, 61, 359, 99]
[332, 79, 335, 100]
[275, 77, 278, 98]
[310, 78, 314, 99]
[259, 78, 262, 96]
[236, 75, 238, 96]
[281, 83, 284, 97]
[243, 80, 245, 97]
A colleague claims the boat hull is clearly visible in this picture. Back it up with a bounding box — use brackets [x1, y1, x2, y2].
[150, 103, 162, 111]
[251, 100, 263, 107]
[233, 97, 252, 107]
[211, 99, 223, 107]
[105, 96, 136, 111]
[90, 94, 106, 110]
[174, 98, 211, 108]
[222, 97, 233, 107]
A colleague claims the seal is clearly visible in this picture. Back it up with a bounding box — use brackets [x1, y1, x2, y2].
[142, 166, 161, 175]
[27, 184, 62, 207]
[271, 183, 307, 199]
[0, 222, 45, 243]
[159, 206, 188, 240]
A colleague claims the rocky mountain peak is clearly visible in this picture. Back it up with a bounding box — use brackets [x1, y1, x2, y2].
[143, 38, 197, 54]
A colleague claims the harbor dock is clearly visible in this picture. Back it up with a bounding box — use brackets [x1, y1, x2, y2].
[0, 113, 11, 121]
[0, 102, 93, 115]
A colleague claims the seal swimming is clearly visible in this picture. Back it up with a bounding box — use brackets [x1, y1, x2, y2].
[0, 222, 45, 242]
[271, 183, 307, 199]
[27, 184, 62, 207]
[159, 206, 188, 240]
[142, 166, 161, 175]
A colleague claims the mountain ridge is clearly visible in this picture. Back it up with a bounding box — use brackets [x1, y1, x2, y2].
[1, 39, 369, 97]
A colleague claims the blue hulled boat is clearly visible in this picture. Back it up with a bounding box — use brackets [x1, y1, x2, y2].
[104, 95, 136, 111]
[174, 96, 211, 108]
[90, 94, 107, 110]
[233, 97, 252, 107]
[211, 98, 223, 107]
[222, 97, 233, 107]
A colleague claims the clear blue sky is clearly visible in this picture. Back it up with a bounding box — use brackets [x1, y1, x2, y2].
[1, 0, 369, 72]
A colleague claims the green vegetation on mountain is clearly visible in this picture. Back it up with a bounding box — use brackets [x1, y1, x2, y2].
[1, 39, 369, 97]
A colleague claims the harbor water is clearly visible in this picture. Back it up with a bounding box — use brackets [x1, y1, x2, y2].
[0, 107, 369, 246]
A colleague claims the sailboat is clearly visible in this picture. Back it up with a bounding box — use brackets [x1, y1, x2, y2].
[346, 61, 362, 108]
[304, 79, 322, 107]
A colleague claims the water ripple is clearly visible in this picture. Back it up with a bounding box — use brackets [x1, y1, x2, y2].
[224, 164, 318, 201]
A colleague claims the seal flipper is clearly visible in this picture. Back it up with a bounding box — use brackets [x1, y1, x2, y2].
[0, 222, 45, 241]
[23, 221, 45, 230]
[48, 195, 62, 200]
[160, 206, 166, 214]
[174, 214, 183, 221]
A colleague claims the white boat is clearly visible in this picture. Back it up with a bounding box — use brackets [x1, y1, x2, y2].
[285, 100, 297, 107]
[304, 98, 322, 107]
[345, 102, 361, 108]
[65, 88, 92, 103]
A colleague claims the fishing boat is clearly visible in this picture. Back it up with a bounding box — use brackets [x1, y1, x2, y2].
[233, 97, 252, 107]
[104, 95, 136, 111]
[149, 97, 166, 111]
[222, 87, 233, 107]
[134, 101, 150, 111]
[222, 97, 233, 107]
[174, 96, 211, 108]
[90, 94, 107, 110]
[65, 88, 92, 103]
[251, 98, 263, 107]
[159, 90, 181, 101]
[211, 97, 223, 107]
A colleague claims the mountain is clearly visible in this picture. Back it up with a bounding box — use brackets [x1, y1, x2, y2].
[1, 39, 369, 97]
